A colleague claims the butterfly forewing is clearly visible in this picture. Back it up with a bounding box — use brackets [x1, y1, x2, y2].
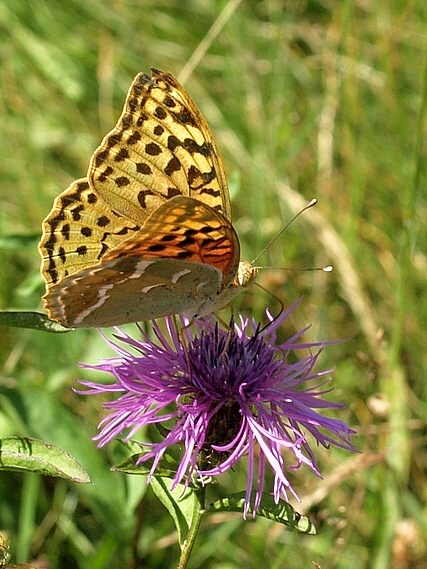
[150, 70, 231, 217]
[89, 69, 231, 224]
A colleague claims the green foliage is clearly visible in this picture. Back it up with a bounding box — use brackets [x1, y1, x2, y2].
[0, 0, 426, 568]
[208, 492, 316, 534]
[0, 437, 90, 482]
[0, 311, 70, 333]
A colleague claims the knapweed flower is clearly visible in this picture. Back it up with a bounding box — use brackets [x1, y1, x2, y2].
[79, 300, 355, 515]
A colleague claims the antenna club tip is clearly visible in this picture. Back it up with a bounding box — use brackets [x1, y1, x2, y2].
[322, 265, 333, 272]
[308, 198, 317, 207]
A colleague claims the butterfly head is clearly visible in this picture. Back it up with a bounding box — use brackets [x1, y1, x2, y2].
[236, 260, 257, 287]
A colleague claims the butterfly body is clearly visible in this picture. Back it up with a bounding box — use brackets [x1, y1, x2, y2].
[39, 70, 255, 327]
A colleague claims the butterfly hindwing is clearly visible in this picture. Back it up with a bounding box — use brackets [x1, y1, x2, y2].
[38, 178, 140, 286]
[43, 196, 240, 327]
[44, 257, 225, 328]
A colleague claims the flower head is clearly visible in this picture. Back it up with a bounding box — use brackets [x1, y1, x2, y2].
[79, 300, 355, 515]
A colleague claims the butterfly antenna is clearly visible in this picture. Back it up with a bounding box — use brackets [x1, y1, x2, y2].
[254, 264, 334, 273]
[251, 198, 318, 265]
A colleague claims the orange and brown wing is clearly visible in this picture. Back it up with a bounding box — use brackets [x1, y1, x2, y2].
[42, 196, 240, 327]
[105, 196, 239, 287]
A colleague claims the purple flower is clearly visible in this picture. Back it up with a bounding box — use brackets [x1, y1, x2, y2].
[79, 300, 355, 516]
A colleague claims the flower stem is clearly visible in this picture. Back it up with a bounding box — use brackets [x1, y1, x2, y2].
[177, 484, 206, 569]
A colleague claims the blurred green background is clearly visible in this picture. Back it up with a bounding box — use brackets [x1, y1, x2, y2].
[0, 0, 426, 567]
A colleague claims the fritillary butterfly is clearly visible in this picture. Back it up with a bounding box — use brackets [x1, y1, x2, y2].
[39, 69, 255, 327]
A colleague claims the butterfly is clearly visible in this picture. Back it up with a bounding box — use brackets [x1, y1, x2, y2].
[39, 68, 255, 327]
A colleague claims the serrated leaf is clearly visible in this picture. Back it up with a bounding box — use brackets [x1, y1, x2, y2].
[0, 311, 70, 333]
[0, 437, 90, 483]
[208, 491, 316, 534]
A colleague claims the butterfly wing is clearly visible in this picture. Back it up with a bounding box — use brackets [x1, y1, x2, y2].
[43, 196, 240, 327]
[88, 69, 231, 223]
[38, 178, 141, 286]
[39, 69, 241, 327]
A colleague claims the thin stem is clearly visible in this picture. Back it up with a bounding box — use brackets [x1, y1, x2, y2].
[16, 473, 39, 563]
[177, 484, 206, 569]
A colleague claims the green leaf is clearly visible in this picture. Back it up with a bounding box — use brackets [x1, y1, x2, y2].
[112, 451, 181, 479]
[0, 311, 70, 333]
[208, 492, 316, 534]
[0, 437, 91, 483]
[112, 450, 205, 547]
[150, 477, 198, 548]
